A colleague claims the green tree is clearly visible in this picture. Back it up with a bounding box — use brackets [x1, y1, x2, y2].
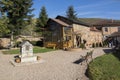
[36, 6, 48, 30]
[1, 0, 34, 35]
[0, 0, 13, 17]
[0, 17, 10, 37]
[21, 18, 36, 36]
[66, 5, 77, 20]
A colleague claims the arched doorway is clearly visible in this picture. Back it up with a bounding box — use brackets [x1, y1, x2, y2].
[76, 35, 81, 47]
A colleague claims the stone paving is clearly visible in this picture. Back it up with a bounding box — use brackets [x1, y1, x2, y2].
[0, 48, 111, 80]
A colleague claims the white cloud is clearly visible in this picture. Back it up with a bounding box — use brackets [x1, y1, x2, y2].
[77, 11, 98, 16]
[78, 13, 120, 20]
[49, 1, 114, 18]
[75, 1, 114, 10]
[108, 12, 120, 15]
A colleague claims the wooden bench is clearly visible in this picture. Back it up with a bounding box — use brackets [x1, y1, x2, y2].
[47, 43, 56, 49]
[80, 50, 94, 65]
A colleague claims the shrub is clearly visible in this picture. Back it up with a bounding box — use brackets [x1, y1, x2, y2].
[87, 53, 120, 80]
[80, 43, 85, 49]
[30, 41, 37, 46]
[14, 41, 43, 47]
[14, 41, 21, 47]
[30, 41, 43, 46]
[103, 41, 108, 47]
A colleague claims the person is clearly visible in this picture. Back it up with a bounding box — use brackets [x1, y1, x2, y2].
[83, 39, 87, 49]
[83, 39, 87, 44]
[108, 41, 111, 47]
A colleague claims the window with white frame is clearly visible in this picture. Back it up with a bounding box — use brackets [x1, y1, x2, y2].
[105, 27, 108, 32]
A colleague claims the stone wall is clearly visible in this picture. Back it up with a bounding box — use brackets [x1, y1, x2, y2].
[72, 24, 103, 48]
[16, 36, 42, 42]
[86, 31, 103, 47]
[0, 36, 42, 49]
[72, 24, 89, 32]
[102, 27, 118, 36]
[0, 38, 10, 48]
[72, 24, 90, 47]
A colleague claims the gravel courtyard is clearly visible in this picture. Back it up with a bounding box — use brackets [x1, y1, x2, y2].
[0, 48, 111, 80]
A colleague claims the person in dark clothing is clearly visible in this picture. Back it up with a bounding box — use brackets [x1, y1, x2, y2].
[83, 39, 86, 44]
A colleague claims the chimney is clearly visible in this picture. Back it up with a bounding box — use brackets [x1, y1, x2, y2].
[111, 19, 114, 23]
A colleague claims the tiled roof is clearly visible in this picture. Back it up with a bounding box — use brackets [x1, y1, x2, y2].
[49, 18, 69, 27]
[90, 27, 101, 32]
[93, 20, 120, 27]
[49, 15, 120, 30]
[56, 15, 90, 27]
[109, 32, 120, 37]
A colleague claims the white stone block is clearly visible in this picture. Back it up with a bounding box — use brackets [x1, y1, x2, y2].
[21, 56, 37, 63]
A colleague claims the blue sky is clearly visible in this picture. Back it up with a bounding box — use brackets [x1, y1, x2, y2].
[32, 0, 120, 20]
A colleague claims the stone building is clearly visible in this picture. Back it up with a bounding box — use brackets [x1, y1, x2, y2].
[90, 19, 120, 40]
[44, 16, 103, 49]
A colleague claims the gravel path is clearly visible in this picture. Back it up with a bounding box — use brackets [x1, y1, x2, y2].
[0, 48, 112, 80]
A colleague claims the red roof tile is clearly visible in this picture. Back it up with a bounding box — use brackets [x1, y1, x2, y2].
[50, 18, 69, 27]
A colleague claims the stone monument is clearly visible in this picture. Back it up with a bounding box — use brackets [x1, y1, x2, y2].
[10, 41, 44, 66]
[18, 41, 37, 63]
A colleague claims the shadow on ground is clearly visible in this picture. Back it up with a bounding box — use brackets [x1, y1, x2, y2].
[103, 48, 113, 54]
[85, 67, 89, 78]
[103, 48, 120, 61]
[73, 58, 83, 64]
[73, 58, 84, 65]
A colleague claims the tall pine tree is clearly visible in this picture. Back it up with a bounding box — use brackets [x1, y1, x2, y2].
[36, 6, 48, 30]
[0, 17, 10, 37]
[66, 5, 77, 20]
[1, 0, 34, 35]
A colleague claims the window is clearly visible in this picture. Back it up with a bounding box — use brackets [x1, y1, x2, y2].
[64, 27, 71, 34]
[105, 27, 108, 32]
[66, 36, 71, 41]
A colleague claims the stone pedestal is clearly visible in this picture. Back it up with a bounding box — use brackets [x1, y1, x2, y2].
[11, 41, 44, 66]
[20, 56, 37, 63]
[18, 41, 38, 63]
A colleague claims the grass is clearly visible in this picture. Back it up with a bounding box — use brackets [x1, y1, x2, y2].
[88, 53, 120, 80]
[2, 46, 56, 54]
[33, 46, 55, 53]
